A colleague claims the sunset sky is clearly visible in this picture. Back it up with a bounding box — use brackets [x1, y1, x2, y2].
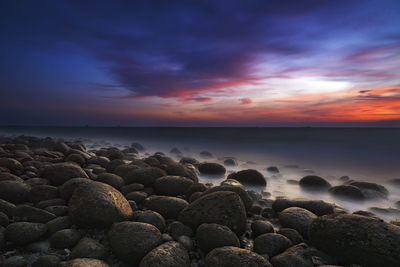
[1, 0, 400, 126]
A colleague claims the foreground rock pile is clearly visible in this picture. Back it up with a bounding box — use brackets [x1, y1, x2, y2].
[0, 135, 399, 267]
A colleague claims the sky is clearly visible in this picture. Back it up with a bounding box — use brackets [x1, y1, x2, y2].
[1, 0, 400, 126]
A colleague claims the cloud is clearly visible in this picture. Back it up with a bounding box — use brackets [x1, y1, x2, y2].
[239, 98, 252, 105]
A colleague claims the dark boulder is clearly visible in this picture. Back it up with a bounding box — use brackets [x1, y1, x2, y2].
[277, 228, 303, 245]
[205, 246, 273, 267]
[59, 258, 109, 267]
[227, 169, 266, 186]
[279, 207, 317, 238]
[5, 222, 47, 245]
[139, 241, 190, 267]
[251, 220, 274, 237]
[50, 229, 81, 249]
[202, 185, 253, 212]
[143, 195, 188, 219]
[196, 223, 240, 253]
[14, 204, 56, 223]
[59, 178, 92, 200]
[254, 233, 292, 257]
[299, 175, 331, 191]
[120, 167, 166, 186]
[154, 176, 194, 196]
[40, 162, 88, 186]
[329, 185, 365, 200]
[0, 180, 31, 204]
[198, 162, 226, 175]
[96, 173, 124, 189]
[136, 210, 166, 232]
[272, 197, 334, 216]
[70, 237, 108, 260]
[348, 181, 389, 199]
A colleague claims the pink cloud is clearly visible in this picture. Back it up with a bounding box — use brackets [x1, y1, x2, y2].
[240, 98, 252, 105]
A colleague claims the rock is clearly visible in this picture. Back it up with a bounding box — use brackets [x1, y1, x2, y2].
[120, 183, 145, 195]
[185, 183, 208, 200]
[279, 207, 317, 238]
[0, 172, 23, 182]
[1, 255, 26, 267]
[198, 162, 226, 175]
[205, 246, 273, 267]
[32, 255, 61, 267]
[368, 206, 400, 216]
[272, 197, 334, 216]
[221, 179, 245, 188]
[126, 191, 148, 203]
[277, 228, 304, 245]
[223, 158, 237, 166]
[136, 210, 166, 232]
[309, 214, 400, 267]
[50, 228, 81, 249]
[200, 151, 213, 158]
[70, 237, 107, 260]
[271, 243, 336, 267]
[299, 175, 331, 191]
[196, 223, 240, 253]
[202, 185, 253, 212]
[29, 185, 58, 203]
[164, 163, 199, 182]
[120, 167, 166, 186]
[0, 180, 31, 204]
[44, 205, 68, 216]
[45, 216, 71, 236]
[59, 258, 109, 267]
[178, 191, 247, 236]
[177, 235, 193, 250]
[353, 210, 377, 217]
[65, 153, 86, 167]
[108, 221, 162, 264]
[5, 222, 47, 245]
[96, 173, 125, 189]
[106, 159, 125, 172]
[254, 233, 292, 257]
[40, 162, 88, 186]
[59, 178, 92, 200]
[348, 181, 389, 199]
[69, 181, 133, 227]
[143, 196, 188, 219]
[14, 204, 56, 223]
[390, 218, 400, 227]
[154, 176, 194, 196]
[131, 142, 145, 151]
[251, 220, 274, 237]
[180, 157, 199, 166]
[0, 158, 23, 172]
[139, 241, 190, 267]
[267, 166, 279, 173]
[0, 231, 4, 249]
[0, 211, 9, 227]
[227, 169, 266, 186]
[329, 185, 365, 200]
[166, 221, 194, 240]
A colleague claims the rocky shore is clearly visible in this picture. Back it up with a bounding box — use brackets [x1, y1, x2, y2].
[0, 135, 399, 267]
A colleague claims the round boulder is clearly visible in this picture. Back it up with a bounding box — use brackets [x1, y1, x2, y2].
[69, 181, 133, 227]
[251, 220, 274, 237]
[96, 173, 125, 189]
[40, 162, 88, 186]
[70, 237, 107, 260]
[143, 196, 188, 219]
[139, 241, 190, 267]
[227, 169, 266, 186]
[198, 162, 226, 175]
[50, 229, 81, 249]
[136, 210, 166, 232]
[279, 207, 317, 238]
[299, 175, 331, 191]
[108, 221, 162, 264]
[59, 258, 109, 267]
[5, 222, 47, 245]
[178, 191, 247, 236]
[196, 223, 240, 253]
[329, 185, 365, 200]
[254, 233, 292, 257]
[154, 176, 194, 196]
[205, 246, 273, 267]
[0, 180, 31, 204]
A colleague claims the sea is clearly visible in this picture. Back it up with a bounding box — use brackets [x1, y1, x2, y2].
[1, 126, 399, 220]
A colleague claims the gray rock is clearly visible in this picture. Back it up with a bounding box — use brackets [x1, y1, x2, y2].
[348, 180, 388, 199]
[177, 235, 193, 251]
[108, 221, 162, 264]
[139, 241, 190, 267]
[45, 216, 71, 236]
[224, 158, 238, 167]
[277, 228, 304, 245]
[0, 211, 9, 227]
[14, 204, 56, 223]
[154, 176, 194, 196]
[178, 191, 247, 236]
[120, 183, 145, 195]
[166, 221, 194, 240]
[251, 220, 274, 237]
[254, 233, 292, 257]
[70, 237, 107, 260]
[50, 229, 81, 249]
[143, 195, 188, 219]
[40, 162, 88, 186]
[329, 185, 365, 200]
[69, 181, 133, 227]
[0, 180, 31, 204]
[309, 214, 400, 267]
[279, 207, 317, 238]
[205, 246, 273, 267]
[96, 173, 125, 189]
[119, 167, 166, 186]
[126, 191, 148, 203]
[196, 223, 240, 253]
[44, 205, 68, 216]
[136, 210, 166, 232]
[0, 199, 16, 217]
[59, 178, 92, 200]
[5, 222, 47, 245]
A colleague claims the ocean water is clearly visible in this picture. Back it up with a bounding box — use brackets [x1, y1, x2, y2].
[1, 126, 399, 220]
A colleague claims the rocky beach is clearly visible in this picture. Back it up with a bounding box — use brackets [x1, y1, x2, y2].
[0, 135, 399, 267]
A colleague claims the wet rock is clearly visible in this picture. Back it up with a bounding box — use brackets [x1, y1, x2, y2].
[69, 181, 133, 227]
[139, 241, 190, 267]
[0, 158, 23, 173]
[254, 233, 292, 257]
[299, 175, 331, 191]
[224, 158, 238, 166]
[163, 163, 198, 182]
[353, 210, 377, 217]
[59, 178, 92, 200]
[105, 159, 125, 172]
[205, 246, 273, 267]
[154, 176, 194, 196]
[227, 169, 266, 186]
[179, 191, 247, 236]
[14, 204, 56, 223]
[184, 183, 207, 200]
[221, 179, 245, 188]
[0, 211, 9, 227]
[44, 205, 68, 216]
[272, 197, 334, 216]
[126, 191, 148, 203]
[368, 206, 400, 216]
[0, 172, 23, 182]
[70, 237, 107, 260]
[196, 223, 240, 253]
[120, 183, 144, 195]
[251, 220, 274, 237]
[0, 180, 31, 204]
[120, 167, 166, 186]
[177, 235, 193, 250]
[59, 258, 109, 267]
[108, 221, 162, 264]
[179, 157, 199, 166]
[309, 214, 400, 267]
[136, 210, 166, 232]
[2, 255, 26, 267]
[65, 153, 86, 167]
[271, 243, 336, 267]
[279, 207, 317, 238]
[348, 180, 389, 199]
[5, 222, 47, 245]
[45, 216, 71, 237]
[277, 228, 304, 245]
[202, 185, 253, 212]
[198, 162, 226, 175]
[96, 173, 125, 189]
[166, 221, 194, 240]
[29, 185, 58, 203]
[32, 255, 61, 267]
[329, 185, 365, 201]
[50, 228, 81, 249]
[40, 162, 88, 186]
[143, 195, 188, 219]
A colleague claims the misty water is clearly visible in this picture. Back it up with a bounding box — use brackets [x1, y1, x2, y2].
[1, 126, 399, 221]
